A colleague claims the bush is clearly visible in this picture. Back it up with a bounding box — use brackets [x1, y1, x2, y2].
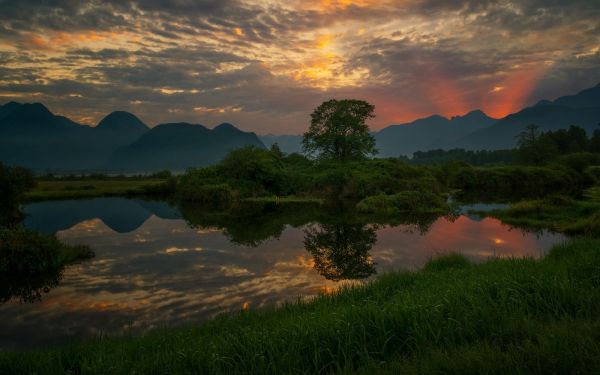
[356, 190, 449, 215]
[584, 166, 600, 184]
[179, 183, 233, 203]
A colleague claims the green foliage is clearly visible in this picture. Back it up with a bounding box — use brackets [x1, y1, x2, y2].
[516, 124, 558, 165]
[411, 148, 515, 165]
[584, 166, 600, 184]
[448, 164, 583, 198]
[516, 125, 600, 165]
[0, 162, 35, 224]
[302, 99, 377, 161]
[591, 129, 600, 153]
[422, 253, 472, 272]
[356, 190, 449, 215]
[483, 189, 600, 236]
[555, 152, 600, 173]
[26, 178, 169, 201]
[179, 183, 233, 204]
[3, 238, 600, 373]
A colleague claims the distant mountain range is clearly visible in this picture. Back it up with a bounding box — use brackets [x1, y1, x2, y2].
[0, 103, 264, 172]
[1, 83, 599, 171]
[262, 83, 600, 157]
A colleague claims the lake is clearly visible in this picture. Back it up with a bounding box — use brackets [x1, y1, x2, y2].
[0, 198, 565, 348]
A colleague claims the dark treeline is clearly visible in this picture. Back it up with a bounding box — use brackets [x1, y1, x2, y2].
[517, 124, 600, 165]
[410, 149, 515, 165]
[407, 125, 600, 166]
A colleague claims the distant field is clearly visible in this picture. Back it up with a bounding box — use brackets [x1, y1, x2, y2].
[25, 179, 167, 201]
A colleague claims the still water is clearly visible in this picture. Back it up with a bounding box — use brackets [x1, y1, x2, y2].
[1, 198, 564, 348]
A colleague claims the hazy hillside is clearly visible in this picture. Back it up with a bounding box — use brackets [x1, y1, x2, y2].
[0, 103, 264, 172]
[2, 83, 599, 171]
[262, 110, 496, 156]
[454, 84, 600, 150]
[260, 134, 304, 154]
[107, 122, 265, 171]
[374, 110, 496, 157]
[263, 83, 600, 156]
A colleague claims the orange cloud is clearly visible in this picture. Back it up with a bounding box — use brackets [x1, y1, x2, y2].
[22, 30, 126, 50]
[483, 64, 548, 118]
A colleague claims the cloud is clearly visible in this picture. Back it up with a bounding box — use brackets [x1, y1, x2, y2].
[0, 0, 599, 133]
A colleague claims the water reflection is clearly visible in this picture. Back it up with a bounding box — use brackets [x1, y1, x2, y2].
[0, 198, 566, 348]
[1, 271, 61, 304]
[304, 223, 377, 281]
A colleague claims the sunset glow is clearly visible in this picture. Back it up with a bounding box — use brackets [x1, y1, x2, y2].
[1, 1, 599, 133]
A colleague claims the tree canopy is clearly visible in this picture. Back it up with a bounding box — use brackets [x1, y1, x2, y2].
[302, 99, 377, 161]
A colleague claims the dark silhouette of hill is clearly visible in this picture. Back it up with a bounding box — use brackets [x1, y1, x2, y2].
[454, 84, 600, 150]
[3, 82, 600, 170]
[96, 111, 149, 137]
[0, 104, 264, 172]
[262, 83, 600, 156]
[374, 110, 496, 157]
[261, 110, 496, 157]
[0, 103, 149, 170]
[260, 134, 304, 154]
[107, 122, 265, 171]
[0, 103, 98, 169]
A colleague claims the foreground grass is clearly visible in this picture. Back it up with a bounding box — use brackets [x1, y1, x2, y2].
[25, 179, 169, 201]
[1, 238, 599, 374]
[483, 186, 600, 236]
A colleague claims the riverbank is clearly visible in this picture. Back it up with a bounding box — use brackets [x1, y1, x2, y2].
[24, 178, 171, 201]
[479, 186, 600, 236]
[1, 237, 598, 374]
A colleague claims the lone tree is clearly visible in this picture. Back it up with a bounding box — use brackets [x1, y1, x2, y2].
[302, 99, 377, 161]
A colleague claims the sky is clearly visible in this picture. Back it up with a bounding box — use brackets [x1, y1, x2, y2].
[0, 0, 599, 134]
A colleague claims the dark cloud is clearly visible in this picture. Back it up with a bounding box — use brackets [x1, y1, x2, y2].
[0, 0, 599, 133]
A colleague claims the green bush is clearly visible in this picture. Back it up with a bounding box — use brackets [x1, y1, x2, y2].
[179, 183, 233, 203]
[584, 166, 600, 184]
[356, 190, 449, 215]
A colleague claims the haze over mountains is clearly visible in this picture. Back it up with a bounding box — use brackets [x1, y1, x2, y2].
[263, 83, 600, 157]
[1, 83, 599, 171]
[0, 103, 264, 172]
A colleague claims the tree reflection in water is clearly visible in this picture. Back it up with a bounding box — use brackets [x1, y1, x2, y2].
[303, 223, 377, 281]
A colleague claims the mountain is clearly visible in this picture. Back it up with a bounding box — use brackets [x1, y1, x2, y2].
[454, 84, 600, 150]
[260, 134, 304, 154]
[263, 83, 600, 156]
[552, 83, 600, 108]
[260, 111, 496, 156]
[96, 111, 149, 137]
[107, 122, 265, 171]
[0, 102, 267, 172]
[374, 110, 496, 157]
[0, 103, 150, 170]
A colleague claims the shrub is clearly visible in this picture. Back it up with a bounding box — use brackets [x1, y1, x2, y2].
[356, 190, 449, 215]
[179, 183, 233, 203]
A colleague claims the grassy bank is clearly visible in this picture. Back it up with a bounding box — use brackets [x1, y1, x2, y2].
[25, 178, 171, 201]
[1, 237, 599, 374]
[481, 186, 600, 236]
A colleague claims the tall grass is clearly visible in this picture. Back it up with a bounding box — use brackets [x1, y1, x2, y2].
[1, 238, 599, 374]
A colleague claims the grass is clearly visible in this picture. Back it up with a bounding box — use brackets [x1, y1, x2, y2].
[1, 237, 599, 374]
[480, 186, 600, 236]
[25, 179, 169, 201]
[241, 195, 324, 204]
